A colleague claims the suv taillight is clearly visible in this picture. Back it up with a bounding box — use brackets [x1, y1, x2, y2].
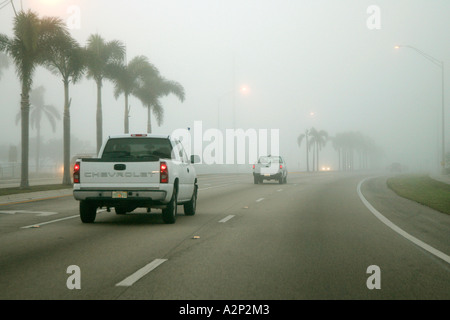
[73, 162, 80, 183]
[160, 161, 168, 183]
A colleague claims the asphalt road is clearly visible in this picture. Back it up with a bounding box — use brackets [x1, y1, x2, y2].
[0, 172, 449, 300]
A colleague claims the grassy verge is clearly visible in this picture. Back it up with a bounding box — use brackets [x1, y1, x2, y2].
[387, 175, 450, 215]
[0, 184, 72, 197]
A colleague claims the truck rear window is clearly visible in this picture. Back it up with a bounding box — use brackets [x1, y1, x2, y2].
[101, 138, 173, 161]
[258, 156, 281, 164]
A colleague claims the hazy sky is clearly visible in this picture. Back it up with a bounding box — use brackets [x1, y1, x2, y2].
[1, 0, 449, 172]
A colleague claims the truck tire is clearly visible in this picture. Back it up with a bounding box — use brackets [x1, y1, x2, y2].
[184, 185, 197, 216]
[80, 201, 97, 223]
[162, 188, 177, 224]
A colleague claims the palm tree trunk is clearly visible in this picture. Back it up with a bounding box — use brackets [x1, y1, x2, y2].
[338, 148, 341, 171]
[62, 80, 71, 185]
[20, 83, 30, 189]
[306, 135, 309, 172]
[36, 124, 40, 173]
[124, 93, 129, 134]
[316, 144, 318, 171]
[147, 105, 152, 134]
[96, 79, 103, 153]
[312, 144, 316, 172]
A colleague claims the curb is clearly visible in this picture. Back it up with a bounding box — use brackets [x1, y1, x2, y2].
[430, 175, 450, 185]
[0, 188, 73, 205]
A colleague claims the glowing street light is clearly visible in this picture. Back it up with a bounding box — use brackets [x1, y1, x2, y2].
[240, 86, 250, 94]
[395, 44, 446, 174]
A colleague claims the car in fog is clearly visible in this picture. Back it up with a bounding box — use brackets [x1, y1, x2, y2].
[253, 155, 288, 184]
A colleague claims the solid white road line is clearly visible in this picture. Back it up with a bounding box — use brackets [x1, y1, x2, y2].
[21, 209, 106, 229]
[1, 210, 58, 216]
[219, 215, 235, 223]
[199, 182, 238, 191]
[36, 212, 59, 217]
[21, 215, 79, 229]
[116, 259, 168, 287]
[357, 177, 450, 265]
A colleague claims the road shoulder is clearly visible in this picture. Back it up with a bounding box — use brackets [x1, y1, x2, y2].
[360, 175, 450, 263]
[0, 188, 73, 205]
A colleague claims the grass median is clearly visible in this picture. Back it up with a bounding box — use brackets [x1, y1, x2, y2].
[0, 184, 72, 197]
[387, 175, 450, 215]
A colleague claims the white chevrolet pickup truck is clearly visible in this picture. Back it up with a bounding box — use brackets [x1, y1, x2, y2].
[73, 134, 199, 224]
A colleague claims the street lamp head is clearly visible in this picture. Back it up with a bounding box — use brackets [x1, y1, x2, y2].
[240, 86, 250, 94]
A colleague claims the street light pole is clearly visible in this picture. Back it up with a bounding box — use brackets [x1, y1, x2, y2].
[395, 45, 446, 174]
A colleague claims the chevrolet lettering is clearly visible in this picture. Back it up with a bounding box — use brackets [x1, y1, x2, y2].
[84, 171, 157, 178]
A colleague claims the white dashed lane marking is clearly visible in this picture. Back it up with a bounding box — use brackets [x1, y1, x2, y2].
[115, 259, 168, 287]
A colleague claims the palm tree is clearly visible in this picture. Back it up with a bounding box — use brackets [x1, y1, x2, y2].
[108, 55, 159, 134]
[30, 88, 60, 172]
[134, 73, 185, 134]
[42, 31, 85, 185]
[332, 131, 382, 171]
[15, 86, 61, 172]
[85, 34, 125, 152]
[308, 127, 328, 172]
[297, 129, 310, 172]
[0, 10, 68, 188]
[332, 133, 344, 171]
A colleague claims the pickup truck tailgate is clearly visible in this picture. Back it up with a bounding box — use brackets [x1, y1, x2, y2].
[79, 161, 161, 189]
[259, 163, 279, 175]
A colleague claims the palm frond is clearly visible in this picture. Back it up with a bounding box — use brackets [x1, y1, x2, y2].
[85, 34, 125, 82]
[0, 34, 10, 52]
[42, 30, 85, 82]
[152, 101, 164, 126]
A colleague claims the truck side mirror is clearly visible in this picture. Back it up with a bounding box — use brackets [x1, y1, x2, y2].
[190, 155, 201, 164]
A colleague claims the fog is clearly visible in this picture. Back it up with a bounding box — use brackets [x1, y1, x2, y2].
[0, 0, 449, 174]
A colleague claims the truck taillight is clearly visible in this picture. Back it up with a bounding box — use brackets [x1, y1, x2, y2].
[253, 164, 255, 169]
[73, 162, 80, 184]
[280, 164, 283, 169]
[160, 161, 168, 183]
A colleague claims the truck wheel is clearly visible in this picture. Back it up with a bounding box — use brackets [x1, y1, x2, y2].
[162, 188, 177, 224]
[184, 185, 197, 216]
[80, 201, 97, 223]
[254, 176, 259, 184]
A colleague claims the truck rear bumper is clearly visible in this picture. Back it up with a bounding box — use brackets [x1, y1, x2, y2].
[73, 189, 168, 206]
[253, 172, 282, 180]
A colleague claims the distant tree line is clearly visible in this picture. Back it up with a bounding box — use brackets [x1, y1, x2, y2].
[0, 10, 185, 187]
[297, 128, 382, 172]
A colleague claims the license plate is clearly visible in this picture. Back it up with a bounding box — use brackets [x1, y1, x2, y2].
[264, 174, 271, 177]
[112, 191, 128, 199]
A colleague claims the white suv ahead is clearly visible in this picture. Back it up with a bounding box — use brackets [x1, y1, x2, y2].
[253, 155, 288, 184]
